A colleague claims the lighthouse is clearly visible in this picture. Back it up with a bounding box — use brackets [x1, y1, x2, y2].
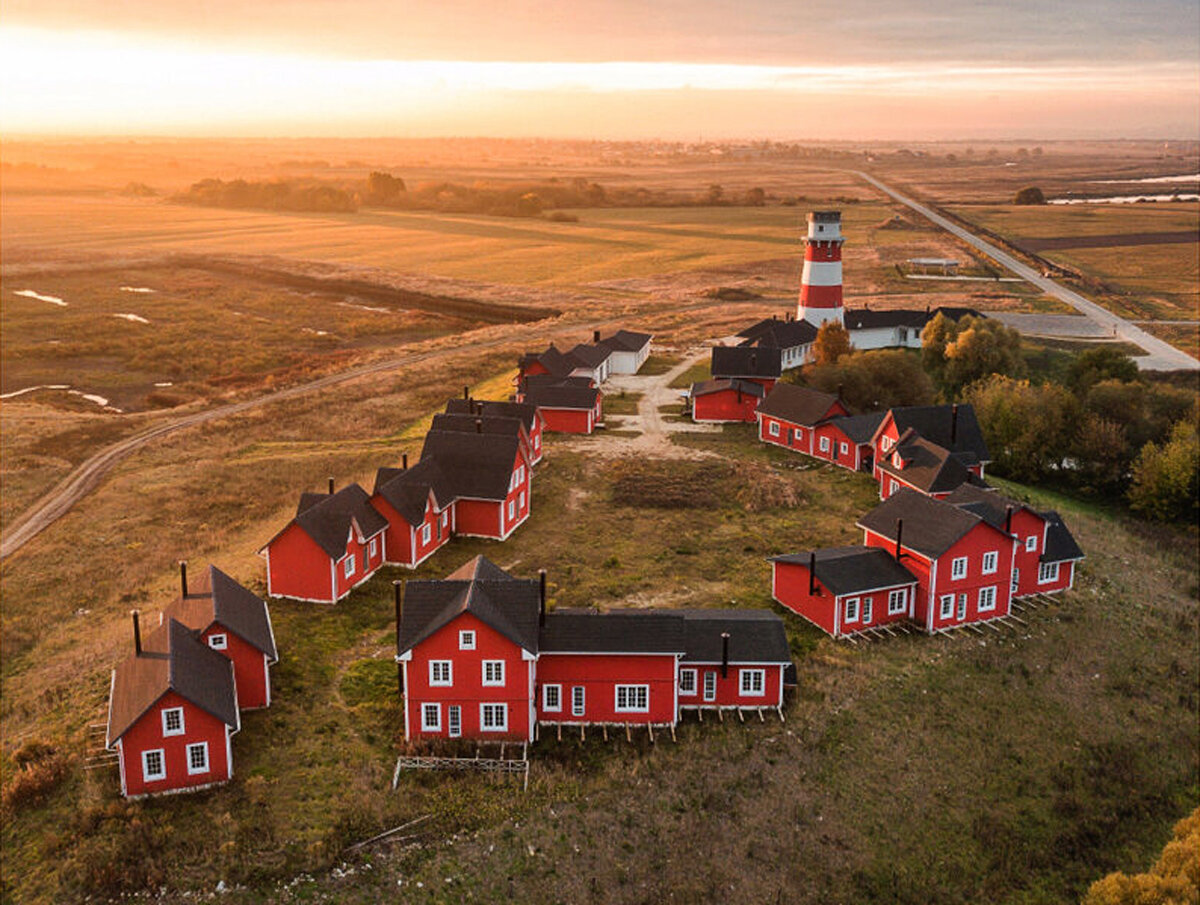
[797, 211, 845, 328]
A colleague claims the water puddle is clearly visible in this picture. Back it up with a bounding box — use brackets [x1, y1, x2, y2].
[1, 384, 70, 400]
[1090, 174, 1200, 184]
[303, 328, 331, 336]
[154, 381, 174, 387]
[113, 313, 150, 324]
[13, 289, 67, 306]
[0, 384, 123, 412]
[1049, 194, 1200, 204]
[119, 286, 156, 293]
[338, 300, 391, 314]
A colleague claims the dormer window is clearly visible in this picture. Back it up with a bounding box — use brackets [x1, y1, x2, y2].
[162, 707, 185, 736]
[208, 634, 228, 651]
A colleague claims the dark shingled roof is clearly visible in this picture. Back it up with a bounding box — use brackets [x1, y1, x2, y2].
[880, 404, 990, 465]
[711, 346, 782, 379]
[690, 378, 765, 399]
[566, 343, 612, 369]
[419, 429, 523, 502]
[738, 319, 817, 351]
[399, 556, 541, 655]
[944, 484, 1033, 531]
[598, 330, 652, 352]
[430, 413, 527, 443]
[1042, 511, 1085, 563]
[280, 484, 389, 561]
[160, 565, 277, 661]
[446, 398, 539, 431]
[539, 610, 686, 654]
[677, 609, 792, 664]
[826, 412, 887, 444]
[107, 619, 238, 746]
[876, 429, 987, 495]
[756, 383, 843, 426]
[843, 306, 984, 331]
[857, 489, 1002, 558]
[373, 459, 450, 526]
[771, 546, 918, 597]
[520, 379, 600, 411]
[519, 344, 577, 379]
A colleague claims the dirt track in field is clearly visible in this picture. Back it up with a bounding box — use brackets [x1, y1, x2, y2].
[1016, 230, 1199, 252]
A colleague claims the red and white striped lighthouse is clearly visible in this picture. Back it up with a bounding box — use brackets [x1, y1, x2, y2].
[797, 211, 844, 328]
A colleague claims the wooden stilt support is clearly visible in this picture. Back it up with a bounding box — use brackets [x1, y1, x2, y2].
[534, 722, 540, 742]
[737, 707, 745, 723]
[776, 705, 785, 723]
[500, 742, 506, 759]
[556, 722, 562, 742]
[756, 707, 765, 723]
[647, 723, 654, 744]
[717, 707, 724, 723]
[580, 725, 586, 743]
[602, 725, 608, 742]
[698, 708, 703, 722]
[625, 723, 632, 742]
[670, 724, 677, 743]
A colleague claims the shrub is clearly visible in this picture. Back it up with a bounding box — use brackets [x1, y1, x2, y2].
[1128, 421, 1200, 522]
[2, 752, 71, 812]
[1013, 186, 1046, 205]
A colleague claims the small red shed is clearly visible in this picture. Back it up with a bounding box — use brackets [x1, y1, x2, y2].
[690, 378, 765, 423]
[756, 383, 849, 453]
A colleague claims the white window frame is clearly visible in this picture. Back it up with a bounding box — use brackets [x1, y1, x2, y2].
[1039, 561, 1060, 584]
[1012, 567, 1020, 593]
[448, 705, 462, 738]
[679, 668, 697, 696]
[951, 556, 968, 580]
[768, 420, 780, 437]
[208, 633, 228, 651]
[882, 435, 894, 451]
[441, 511, 449, 529]
[839, 442, 849, 457]
[978, 585, 997, 612]
[703, 671, 717, 702]
[518, 490, 525, 510]
[458, 630, 476, 650]
[843, 597, 859, 623]
[429, 660, 452, 687]
[186, 742, 209, 775]
[142, 748, 166, 782]
[571, 686, 585, 717]
[982, 551, 998, 575]
[482, 660, 505, 686]
[162, 707, 185, 737]
[368, 538, 377, 558]
[480, 703, 507, 732]
[507, 499, 515, 520]
[343, 554, 355, 578]
[819, 436, 831, 453]
[957, 594, 968, 620]
[794, 428, 804, 442]
[542, 684, 561, 712]
[889, 479, 899, 495]
[739, 669, 765, 696]
[421, 703, 441, 732]
[887, 588, 907, 615]
[421, 523, 431, 545]
[862, 596, 873, 624]
[614, 685, 650, 713]
[1025, 535, 1037, 552]
[939, 594, 955, 619]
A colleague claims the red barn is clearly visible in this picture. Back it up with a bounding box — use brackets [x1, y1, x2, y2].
[107, 616, 239, 798]
[446, 397, 545, 465]
[871, 404, 990, 483]
[159, 563, 277, 710]
[398, 557, 540, 742]
[858, 489, 1016, 633]
[517, 376, 602, 434]
[690, 378, 764, 423]
[419, 427, 532, 540]
[710, 346, 781, 393]
[536, 611, 684, 728]
[756, 384, 849, 453]
[876, 429, 988, 500]
[259, 483, 388, 603]
[771, 546, 919, 638]
[677, 610, 791, 713]
[372, 458, 454, 568]
[946, 484, 1083, 598]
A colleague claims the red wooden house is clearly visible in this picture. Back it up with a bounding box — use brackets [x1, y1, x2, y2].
[107, 616, 239, 798]
[446, 397, 544, 465]
[756, 384, 849, 454]
[811, 413, 886, 472]
[770, 546, 919, 638]
[159, 563, 278, 710]
[430, 412, 535, 470]
[876, 429, 988, 500]
[857, 489, 1016, 633]
[419, 426, 532, 539]
[676, 610, 791, 713]
[871, 404, 990, 484]
[710, 346, 781, 393]
[372, 457, 454, 568]
[397, 556, 541, 742]
[517, 375, 602, 434]
[519, 339, 612, 385]
[946, 484, 1083, 598]
[260, 482, 388, 603]
[690, 378, 765, 423]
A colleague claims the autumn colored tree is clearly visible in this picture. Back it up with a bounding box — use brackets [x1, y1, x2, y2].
[964, 375, 1077, 482]
[1128, 420, 1200, 522]
[365, 171, 406, 204]
[925, 315, 1023, 396]
[1083, 806, 1199, 904]
[1013, 186, 1046, 205]
[811, 321, 853, 366]
[1067, 347, 1139, 394]
[803, 349, 934, 411]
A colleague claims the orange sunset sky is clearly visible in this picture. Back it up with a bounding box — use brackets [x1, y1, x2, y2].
[1, 0, 1197, 139]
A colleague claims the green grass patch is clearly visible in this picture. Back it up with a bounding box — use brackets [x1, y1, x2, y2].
[668, 360, 711, 389]
[637, 353, 684, 376]
[602, 391, 643, 415]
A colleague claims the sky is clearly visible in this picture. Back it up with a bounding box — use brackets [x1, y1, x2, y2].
[1, 0, 1197, 140]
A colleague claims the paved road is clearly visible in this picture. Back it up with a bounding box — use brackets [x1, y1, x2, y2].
[855, 171, 1200, 372]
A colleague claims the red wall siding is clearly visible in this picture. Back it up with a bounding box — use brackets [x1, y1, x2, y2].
[814, 423, 860, 469]
[872, 416, 901, 480]
[678, 664, 783, 708]
[405, 613, 533, 742]
[455, 499, 503, 539]
[535, 654, 678, 725]
[772, 562, 837, 635]
[863, 529, 934, 627]
[759, 417, 813, 454]
[265, 525, 333, 602]
[331, 527, 384, 601]
[540, 408, 594, 434]
[119, 691, 231, 797]
[529, 417, 544, 463]
[500, 453, 531, 538]
[693, 390, 760, 423]
[201, 627, 270, 709]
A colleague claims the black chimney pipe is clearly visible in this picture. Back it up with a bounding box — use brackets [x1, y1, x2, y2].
[402, 453, 408, 470]
[721, 632, 730, 678]
[327, 477, 335, 495]
[593, 329, 601, 343]
[394, 581, 404, 696]
[1004, 505, 1013, 535]
[131, 610, 142, 656]
[895, 519, 904, 561]
[179, 561, 188, 598]
[837, 383, 845, 400]
[809, 551, 817, 596]
[539, 569, 547, 627]
[463, 385, 470, 400]
[475, 418, 483, 433]
[951, 404, 959, 445]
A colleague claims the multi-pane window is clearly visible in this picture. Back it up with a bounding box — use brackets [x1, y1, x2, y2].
[507, 500, 515, 520]
[951, 557, 968, 580]
[978, 586, 997, 612]
[421, 524, 432, 545]
[448, 706, 462, 737]
[458, 630, 476, 650]
[480, 703, 507, 731]
[571, 686, 585, 716]
[843, 597, 860, 623]
[162, 707, 184, 736]
[482, 661, 505, 686]
[679, 669, 697, 695]
[887, 588, 907, 615]
[142, 749, 166, 781]
[421, 703, 440, 731]
[839, 442, 849, 456]
[615, 685, 649, 712]
[939, 594, 955, 619]
[739, 669, 765, 696]
[768, 421, 780, 437]
[186, 742, 209, 775]
[429, 661, 452, 686]
[1026, 535, 1037, 552]
[819, 437, 831, 452]
[703, 671, 717, 701]
[542, 684, 561, 711]
[208, 634, 228, 650]
[982, 551, 998, 575]
[1039, 562, 1060, 584]
[369, 538, 377, 558]
[794, 428, 804, 442]
[343, 554, 355, 578]
[862, 597, 873, 624]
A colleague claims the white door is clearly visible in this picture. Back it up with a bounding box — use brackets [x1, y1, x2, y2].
[862, 597, 873, 625]
[448, 705, 461, 738]
[957, 594, 967, 621]
[703, 671, 717, 702]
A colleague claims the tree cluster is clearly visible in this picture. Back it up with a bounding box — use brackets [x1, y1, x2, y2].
[175, 179, 356, 213]
[922, 313, 1024, 397]
[1083, 806, 1199, 905]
